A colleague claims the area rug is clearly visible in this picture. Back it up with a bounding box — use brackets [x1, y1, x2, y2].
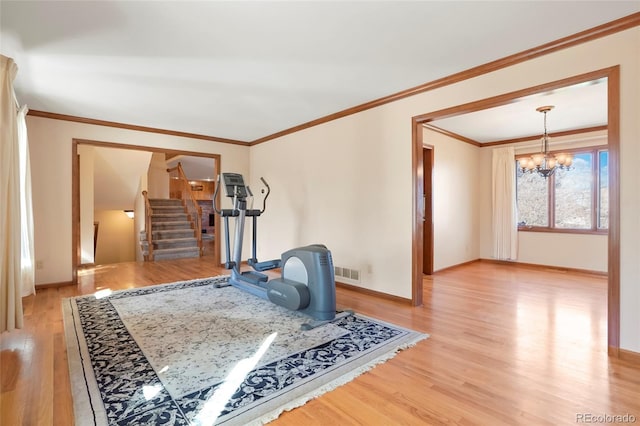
[63, 276, 427, 425]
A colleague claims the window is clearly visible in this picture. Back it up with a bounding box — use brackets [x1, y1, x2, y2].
[516, 147, 608, 233]
[598, 150, 609, 229]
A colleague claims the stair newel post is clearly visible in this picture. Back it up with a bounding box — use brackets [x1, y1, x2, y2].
[142, 190, 154, 261]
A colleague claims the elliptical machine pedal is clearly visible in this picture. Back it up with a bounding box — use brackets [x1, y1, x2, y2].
[213, 281, 230, 289]
[300, 309, 354, 331]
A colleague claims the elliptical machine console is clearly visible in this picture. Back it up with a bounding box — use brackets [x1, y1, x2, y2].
[213, 173, 349, 329]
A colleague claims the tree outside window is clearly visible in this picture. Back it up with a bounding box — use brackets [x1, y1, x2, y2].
[516, 147, 608, 233]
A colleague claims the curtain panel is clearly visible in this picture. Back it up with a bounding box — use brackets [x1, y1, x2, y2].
[492, 146, 518, 261]
[1, 55, 24, 332]
[18, 104, 35, 297]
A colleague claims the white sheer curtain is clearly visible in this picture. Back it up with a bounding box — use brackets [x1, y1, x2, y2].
[492, 146, 518, 260]
[18, 104, 35, 297]
[1, 55, 24, 332]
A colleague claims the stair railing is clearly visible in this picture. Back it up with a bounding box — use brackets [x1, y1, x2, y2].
[142, 190, 154, 261]
[166, 163, 203, 256]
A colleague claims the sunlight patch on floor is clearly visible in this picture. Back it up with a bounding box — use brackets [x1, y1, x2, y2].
[194, 332, 278, 426]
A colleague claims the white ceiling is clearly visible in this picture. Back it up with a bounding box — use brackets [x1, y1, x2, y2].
[430, 78, 609, 143]
[2, 1, 638, 143]
[167, 155, 217, 181]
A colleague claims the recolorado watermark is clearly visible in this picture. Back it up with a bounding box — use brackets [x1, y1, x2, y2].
[576, 413, 637, 423]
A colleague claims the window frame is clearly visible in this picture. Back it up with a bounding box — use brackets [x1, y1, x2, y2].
[516, 145, 608, 235]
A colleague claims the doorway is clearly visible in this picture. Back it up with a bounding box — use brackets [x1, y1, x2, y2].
[411, 66, 620, 351]
[422, 146, 433, 275]
[72, 139, 222, 282]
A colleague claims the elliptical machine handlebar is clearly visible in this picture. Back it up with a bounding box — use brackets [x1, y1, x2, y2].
[246, 186, 255, 211]
[212, 174, 222, 215]
[259, 177, 270, 214]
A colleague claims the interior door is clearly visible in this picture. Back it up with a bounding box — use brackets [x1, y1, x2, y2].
[423, 147, 434, 275]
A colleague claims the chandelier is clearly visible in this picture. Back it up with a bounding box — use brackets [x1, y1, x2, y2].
[518, 106, 572, 178]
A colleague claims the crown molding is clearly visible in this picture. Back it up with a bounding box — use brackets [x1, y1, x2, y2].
[27, 110, 249, 146]
[421, 123, 608, 149]
[422, 124, 482, 147]
[481, 125, 609, 147]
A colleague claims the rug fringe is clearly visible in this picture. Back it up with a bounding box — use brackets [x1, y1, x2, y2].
[246, 335, 427, 425]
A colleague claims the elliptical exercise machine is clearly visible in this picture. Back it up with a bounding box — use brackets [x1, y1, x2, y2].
[212, 173, 350, 330]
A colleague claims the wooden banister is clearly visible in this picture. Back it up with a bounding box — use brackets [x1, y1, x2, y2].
[167, 163, 203, 255]
[142, 190, 154, 261]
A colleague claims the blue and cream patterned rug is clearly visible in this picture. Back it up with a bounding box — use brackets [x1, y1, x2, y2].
[63, 276, 427, 425]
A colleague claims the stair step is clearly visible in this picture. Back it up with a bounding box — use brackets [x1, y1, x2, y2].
[146, 237, 198, 250]
[140, 236, 197, 244]
[152, 206, 186, 213]
[149, 198, 183, 206]
[152, 247, 200, 261]
[151, 221, 193, 231]
[151, 229, 195, 239]
[151, 213, 189, 222]
[141, 198, 201, 261]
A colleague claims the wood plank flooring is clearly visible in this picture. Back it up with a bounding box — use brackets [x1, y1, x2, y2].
[2, 258, 639, 425]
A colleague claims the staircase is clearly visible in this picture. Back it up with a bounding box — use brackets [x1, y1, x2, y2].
[140, 198, 201, 261]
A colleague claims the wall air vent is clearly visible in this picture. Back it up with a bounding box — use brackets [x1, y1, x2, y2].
[334, 265, 361, 283]
[350, 269, 360, 281]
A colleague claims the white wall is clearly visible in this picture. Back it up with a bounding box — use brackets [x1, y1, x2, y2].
[147, 152, 169, 199]
[27, 116, 249, 285]
[249, 28, 640, 352]
[423, 128, 480, 271]
[516, 232, 607, 271]
[250, 111, 412, 297]
[78, 145, 95, 264]
[94, 210, 136, 264]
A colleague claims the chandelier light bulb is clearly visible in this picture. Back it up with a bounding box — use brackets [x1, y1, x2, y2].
[546, 157, 557, 169]
[532, 153, 545, 166]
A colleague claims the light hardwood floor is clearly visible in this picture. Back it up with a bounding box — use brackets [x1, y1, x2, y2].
[1, 258, 639, 425]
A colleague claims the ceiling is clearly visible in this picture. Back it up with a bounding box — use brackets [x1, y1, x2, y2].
[90, 146, 153, 210]
[2, 1, 638, 143]
[429, 78, 609, 144]
[167, 155, 217, 181]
